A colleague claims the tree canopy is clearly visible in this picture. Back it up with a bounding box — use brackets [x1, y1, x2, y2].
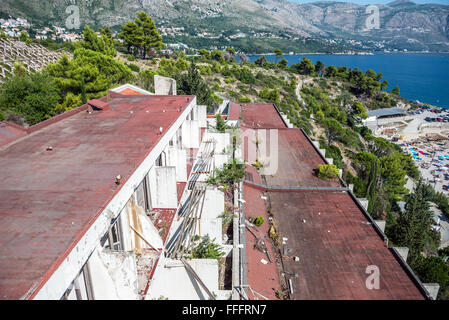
[0, 70, 60, 125]
[77, 25, 116, 57]
[119, 11, 164, 59]
[46, 49, 132, 109]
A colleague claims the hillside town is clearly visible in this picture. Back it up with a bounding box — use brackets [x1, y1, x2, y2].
[0, 17, 82, 42]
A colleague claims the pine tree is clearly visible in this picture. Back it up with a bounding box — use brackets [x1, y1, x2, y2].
[78, 26, 116, 57]
[119, 12, 164, 59]
[393, 181, 434, 264]
[119, 21, 141, 55]
[175, 63, 213, 107]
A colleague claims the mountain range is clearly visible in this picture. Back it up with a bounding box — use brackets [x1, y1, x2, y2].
[1, 0, 448, 52]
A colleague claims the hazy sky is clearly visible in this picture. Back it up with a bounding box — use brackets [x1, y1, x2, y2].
[290, 0, 449, 4]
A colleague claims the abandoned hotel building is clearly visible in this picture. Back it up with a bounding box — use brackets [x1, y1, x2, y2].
[0, 76, 441, 300]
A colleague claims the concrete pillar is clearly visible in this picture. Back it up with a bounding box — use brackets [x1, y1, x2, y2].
[394, 247, 409, 261]
[198, 188, 225, 245]
[154, 75, 176, 95]
[325, 158, 334, 164]
[423, 283, 440, 300]
[348, 184, 354, 192]
[374, 220, 386, 233]
[338, 169, 343, 178]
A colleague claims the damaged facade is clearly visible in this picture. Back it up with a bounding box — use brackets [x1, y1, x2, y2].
[0, 80, 234, 300]
[0, 79, 438, 300]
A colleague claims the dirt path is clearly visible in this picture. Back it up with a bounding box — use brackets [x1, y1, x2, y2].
[295, 77, 314, 106]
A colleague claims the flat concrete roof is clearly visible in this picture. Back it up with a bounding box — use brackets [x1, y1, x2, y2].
[0, 92, 194, 299]
[240, 103, 287, 129]
[268, 190, 425, 300]
[0, 122, 27, 146]
[243, 184, 281, 300]
[263, 129, 342, 188]
[238, 102, 427, 300]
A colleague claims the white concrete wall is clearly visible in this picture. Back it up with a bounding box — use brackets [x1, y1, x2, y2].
[32, 97, 197, 300]
[214, 154, 230, 171]
[87, 246, 138, 300]
[182, 120, 200, 149]
[136, 208, 164, 250]
[149, 166, 178, 209]
[146, 257, 219, 300]
[197, 105, 207, 128]
[154, 75, 177, 95]
[201, 132, 230, 155]
[167, 147, 187, 182]
[197, 188, 225, 245]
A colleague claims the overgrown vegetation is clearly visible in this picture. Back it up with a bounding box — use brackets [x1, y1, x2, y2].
[317, 164, 339, 180]
[207, 159, 245, 188]
[386, 181, 449, 299]
[252, 216, 266, 227]
[192, 235, 224, 260]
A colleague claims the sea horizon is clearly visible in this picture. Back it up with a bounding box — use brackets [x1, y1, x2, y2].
[243, 53, 449, 109]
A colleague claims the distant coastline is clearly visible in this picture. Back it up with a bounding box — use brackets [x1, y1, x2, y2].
[246, 51, 449, 56]
[241, 53, 449, 110]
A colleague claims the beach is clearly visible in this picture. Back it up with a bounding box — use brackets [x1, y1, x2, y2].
[373, 109, 449, 195]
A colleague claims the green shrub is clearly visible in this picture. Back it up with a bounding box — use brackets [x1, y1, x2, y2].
[225, 77, 236, 84]
[238, 96, 251, 103]
[126, 63, 140, 72]
[207, 160, 245, 186]
[127, 54, 137, 61]
[192, 235, 224, 260]
[317, 164, 339, 180]
[253, 216, 265, 227]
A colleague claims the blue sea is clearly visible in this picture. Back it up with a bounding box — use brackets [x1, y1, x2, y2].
[245, 53, 449, 109]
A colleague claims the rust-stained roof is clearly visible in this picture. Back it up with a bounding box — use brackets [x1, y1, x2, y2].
[0, 122, 27, 146]
[119, 88, 146, 96]
[265, 129, 342, 188]
[239, 102, 427, 300]
[243, 185, 281, 300]
[240, 103, 287, 129]
[227, 102, 241, 121]
[0, 93, 194, 300]
[268, 191, 426, 300]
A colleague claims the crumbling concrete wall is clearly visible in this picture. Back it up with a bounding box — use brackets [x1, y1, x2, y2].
[123, 197, 163, 251]
[154, 75, 177, 95]
[146, 257, 219, 300]
[87, 246, 138, 300]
